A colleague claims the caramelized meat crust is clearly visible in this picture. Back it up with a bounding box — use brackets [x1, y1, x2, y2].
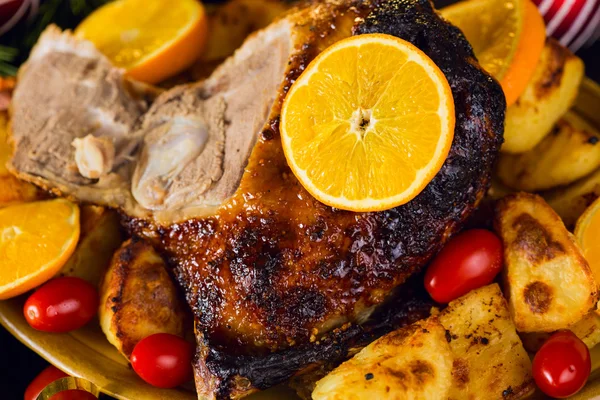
[203, 277, 432, 399]
[138, 0, 504, 347]
[125, 0, 505, 397]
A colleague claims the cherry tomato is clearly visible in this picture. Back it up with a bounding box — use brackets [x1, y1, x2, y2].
[131, 333, 194, 388]
[424, 229, 503, 303]
[24, 365, 95, 400]
[533, 330, 591, 398]
[23, 277, 99, 333]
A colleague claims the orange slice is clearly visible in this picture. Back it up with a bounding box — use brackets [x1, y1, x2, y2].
[76, 0, 208, 84]
[575, 197, 600, 288]
[441, 0, 546, 106]
[501, 0, 546, 106]
[281, 34, 455, 212]
[0, 199, 80, 300]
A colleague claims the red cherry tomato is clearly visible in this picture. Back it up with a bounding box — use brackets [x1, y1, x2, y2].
[24, 365, 95, 400]
[533, 330, 591, 398]
[25, 366, 67, 400]
[424, 229, 503, 303]
[23, 277, 99, 333]
[131, 333, 194, 388]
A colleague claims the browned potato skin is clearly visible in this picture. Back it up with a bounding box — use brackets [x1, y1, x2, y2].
[60, 206, 123, 286]
[312, 284, 534, 400]
[439, 284, 535, 400]
[0, 112, 42, 206]
[521, 312, 600, 353]
[494, 193, 598, 332]
[312, 318, 454, 400]
[204, 0, 287, 60]
[99, 238, 187, 358]
[0, 174, 42, 206]
[192, 0, 288, 79]
[543, 168, 600, 229]
[497, 113, 600, 191]
[502, 39, 584, 154]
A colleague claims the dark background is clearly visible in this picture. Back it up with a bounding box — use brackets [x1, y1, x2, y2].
[0, 0, 599, 398]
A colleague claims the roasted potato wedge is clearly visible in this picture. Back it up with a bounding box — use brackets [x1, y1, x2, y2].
[313, 284, 533, 400]
[439, 284, 535, 400]
[543, 168, 600, 229]
[191, 0, 288, 79]
[99, 238, 187, 358]
[0, 112, 42, 206]
[60, 205, 123, 286]
[494, 193, 598, 332]
[520, 312, 600, 352]
[0, 174, 42, 206]
[313, 318, 454, 400]
[502, 39, 584, 154]
[497, 112, 600, 191]
[200, 0, 287, 62]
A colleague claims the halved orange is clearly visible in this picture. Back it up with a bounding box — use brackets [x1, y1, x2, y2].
[575, 197, 600, 286]
[441, 0, 546, 106]
[0, 199, 80, 300]
[76, 0, 208, 84]
[281, 34, 455, 212]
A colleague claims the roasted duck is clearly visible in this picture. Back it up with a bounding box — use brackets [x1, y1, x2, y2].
[9, 0, 505, 397]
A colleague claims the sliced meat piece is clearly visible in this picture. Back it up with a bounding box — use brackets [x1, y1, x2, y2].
[10, 25, 153, 207]
[11, 21, 293, 223]
[131, 20, 293, 221]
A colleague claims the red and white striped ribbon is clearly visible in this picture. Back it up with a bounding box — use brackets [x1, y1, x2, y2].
[0, 0, 39, 36]
[533, 0, 600, 52]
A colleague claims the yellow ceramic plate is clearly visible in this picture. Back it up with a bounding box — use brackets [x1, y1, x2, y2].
[1, 79, 600, 399]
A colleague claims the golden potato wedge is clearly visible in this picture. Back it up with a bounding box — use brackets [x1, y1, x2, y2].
[439, 284, 535, 400]
[520, 312, 600, 353]
[313, 318, 454, 400]
[544, 168, 600, 229]
[59, 206, 123, 286]
[201, 0, 287, 62]
[0, 112, 42, 206]
[497, 112, 600, 191]
[191, 0, 288, 79]
[494, 192, 598, 332]
[502, 39, 584, 154]
[0, 174, 42, 206]
[99, 238, 187, 358]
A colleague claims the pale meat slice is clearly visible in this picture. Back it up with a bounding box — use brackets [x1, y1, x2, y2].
[10, 22, 293, 223]
[10, 25, 151, 208]
[131, 20, 292, 221]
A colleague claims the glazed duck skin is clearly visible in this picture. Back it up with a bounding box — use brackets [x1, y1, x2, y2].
[126, 0, 504, 397]
[10, 0, 505, 397]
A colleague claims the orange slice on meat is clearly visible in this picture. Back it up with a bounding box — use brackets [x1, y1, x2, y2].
[281, 34, 455, 212]
[0, 199, 80, 300]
